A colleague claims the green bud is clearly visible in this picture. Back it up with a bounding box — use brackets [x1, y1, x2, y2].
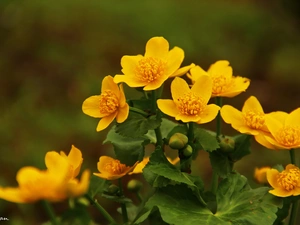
[219, 136, 235, 153]
[106, 184, 120, 195]
[77, 197, 90, 206]
[127, 179, 143, 192]
[182, 145, 193, 157]
[169, 133, 188, 149]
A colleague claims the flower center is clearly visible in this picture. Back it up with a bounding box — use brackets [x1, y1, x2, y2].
[135, 57, 166, 83]
[243, 111, 265, 129]
[99, 90, 119, 114]
[277, 167, 300, 191]
[105, 160, 128, 175]
[177, 92, 204, 116]
[276, 126, 300, 147]
[211, 75, 232, 95]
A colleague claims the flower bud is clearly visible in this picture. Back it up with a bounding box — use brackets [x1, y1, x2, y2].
[106, 184, 120, 195]
[127, 179, 143, 192]
[169, 133, 188, 149]
[182, 145, 193, 157]
[219, 136, 235, 153]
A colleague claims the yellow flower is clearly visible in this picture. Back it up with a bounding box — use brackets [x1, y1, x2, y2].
[129, 156, 180, 175]
[187, 61, 250, 97]
[114, 37, 194, 91]
[94, 156, 137, 180]
[0, 146, 90, 203]
[157, 76, 220, 124]
[262, 108, 300, 150]
[254, 166, 271, 184]
[82, 75, 129, 132]
[267, 164, 300, 197]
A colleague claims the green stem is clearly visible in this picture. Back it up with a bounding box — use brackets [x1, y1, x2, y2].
[151, 90, 157, 115]
[136, 192, 143, 203]
[151, 90, 163, 147]
[288, 148, 298, 225]
[41, 200, 59, 225]
[118, 178, 128, 224]
[85, 194, 117, 225]
[188, 122, 194, 143]
[215, 97, 223, 137]
[129, 106, 149, 117]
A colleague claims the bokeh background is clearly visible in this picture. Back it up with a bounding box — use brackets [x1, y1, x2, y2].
[0, 0, 300, 224]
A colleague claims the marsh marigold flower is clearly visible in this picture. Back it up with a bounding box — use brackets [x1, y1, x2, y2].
[267, 164, 300, 197]
[82, 75, 129, 132]
[254, 166, 271, 184]
[187, 60, 250, 97]
[94, 156, 137, 180]
[262, 108, 300, 150]
[114, 37, 194, 91]
[0, 146, 90, 203]
[157, 76, 220, 124]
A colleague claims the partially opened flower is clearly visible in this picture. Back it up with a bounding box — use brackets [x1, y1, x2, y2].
[94, 156, 137, 180]
[254, 166, 271, 184]
[263, 108, 300, 150]
[0, 146, 90, 203]
[114, 36, 194, 91]
[187, 61, 250, 97]
[267, 164, 300, 197]
[82, 75, 129, 131]
[157, 76, 220, 124]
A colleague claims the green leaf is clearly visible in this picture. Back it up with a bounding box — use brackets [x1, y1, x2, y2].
[194, 127, 219, 152]
[115, 112, 161, 138]
[143, 148, 205, 204]
[104, 126, 149, 165]
[88, 176, 110, 198]
[135, 173, 280, 225]
[229, 134, 251, 161]
[209, 151, 233, 178]
[129, 98, 152, 112]
[61, 204, 91, 225]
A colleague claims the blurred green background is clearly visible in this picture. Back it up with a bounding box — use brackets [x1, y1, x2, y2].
[0, 0, 300, 224]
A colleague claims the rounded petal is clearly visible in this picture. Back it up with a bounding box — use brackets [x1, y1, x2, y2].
[118, 84, 127, 107]
[220, 76, 250, 98]
[266, 111, 287, 124]
[67, 170, 90, 197]
[220, 105, 244, 127]
[0, 187, 25, 203]
[113, 74, 148, 88]
[242, 96, 264, 114]
[286, 108, 300, 126]
[208, 60, 231, 76]
[96, 112, 117, 132]
[101, 76, 120, 94]
[197, 104, 220, 124]
[265, 114, 283, 139]
[82, 96, 104, 118]
[45, 152, 69, 174]
[129, 157, 149, 175]
[187, 65, 208, 82]
[269, 188, 292, 197]
[97, 156, 114, 173]
[264, 135, 290, 150]
[120, 55, 143, 76]
[157, 99, 179, 118]
[191, 75, 213, 104]
[170, 63, 195, 78]
[116, 103, 129, 123]
[93, 172, 124, 180]
[171, 77, 190, 103]
[66, 145, 83, 178]
[254, 133, 278, 150]
[143, 76, 168, 91]
[175, 114, 201, 123]
[145, 37, 169, 59]
[267, 169, 281, 189]
[165, 47, 184, 76]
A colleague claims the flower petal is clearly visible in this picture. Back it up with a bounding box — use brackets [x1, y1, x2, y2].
[0, 187, 26, 203]
[101, 76, 120, 94]
[171, 77, 190, 104]
[157, 99, 179, 118]
[67, 170, 90, 197]
[65, 145, 83, 178]
[82, 96, 104, 118]
[207, 60, 231, 76]
[267, 169, 281, 189]
[220, 76, 250, 98]
[191, 75, 212, 104]
[186, 65, 208, 82]
[242, 96, 264, 114]
[221, 105, 244, 127]
[45, 152, 69, 175]
[269, 188, 292, 197]
[197, 104, 220, 124]
[116, 104, 129, 123]
[96, 112, 117, 131]
[165, 47, 184, 76]
[170, 63, 195, 77]
[118, 84, 127, 107]
[254, 133, 278, 150]
[265, 114, 283, 139]
[113, 74, 148, 88]
[143, 76, 168, 91]
[120, 55, 143, 76]
[175, 114, 201, 123]
[285, 108, 300, 126]
[145, 37, 169, 59]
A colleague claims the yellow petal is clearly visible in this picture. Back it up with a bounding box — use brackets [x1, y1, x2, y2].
[119, 84, 127, 107]
[66, 145, 83, 178]
[242, 96, 264, 114]
[266, 111, 287, 124]
[238, 126, 260, 135]
[191, 75, 212, 104]
[285, 108, 300, 126]
[101, 76, 120, 95]
[254, 133, 278, 150]
[143, 76, 168, 91]
[186, 65, 208, 82]
[45, 152, 69, 175]
[82, 96, 104, 118]
[145, 37, 169, 59]
[219, 76, 250, 98]
[197, 104, 220, 124]
[157, 99, 179, 118]
[129, 157, 149, 175]
[269, 188, 292, 197]
[220, 105, 244, 127]
[267, 169, 281, 189]
[116, 104, 129, 123]
[67, 170, 90, 197]
[171, 77, 190, 104]
[93, 172, 124, 180]
[175, 114, 201, 123]
[165, 47, 184, 76]
[120, 55, 143, 76]
[265, 114, 283, 139]
[264, 135, 289, 150]
[207, 60, 231, 76]
[96, 112, 117, 132]
[170, 63, 195, 77]
[0, 187, 26, 203]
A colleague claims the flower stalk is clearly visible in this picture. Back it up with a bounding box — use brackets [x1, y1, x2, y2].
[42, 200, 60, 225]
[289, 148, 298, 225]
[118, 178, 128, 224]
